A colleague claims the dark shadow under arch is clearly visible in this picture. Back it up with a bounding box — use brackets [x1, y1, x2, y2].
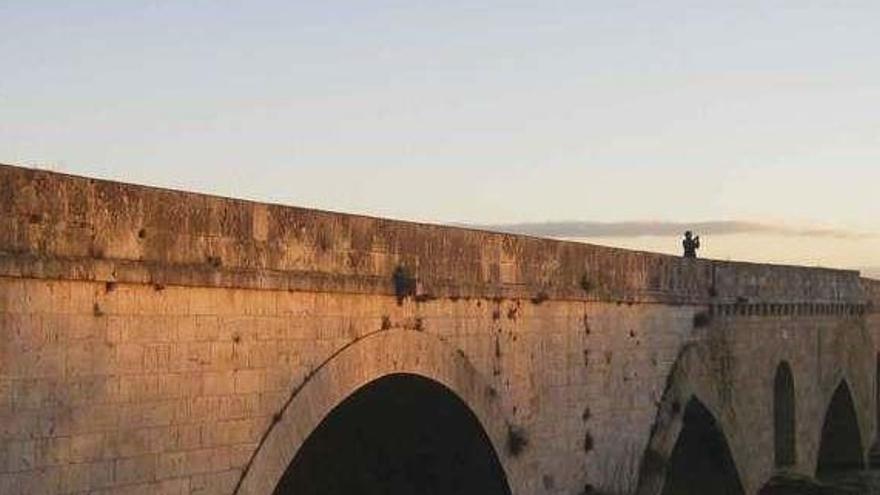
[271, 373, 512, 495]
[816, 381, 864, 480]
[774, 362, 796, 468]
[661, 398, 744, 495]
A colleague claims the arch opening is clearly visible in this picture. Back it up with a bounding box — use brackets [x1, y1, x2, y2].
[661, 398, 744, 495]
[271, 373, 512, 495]
[816, 381, 864, 480]
[774, 362, 796, 468]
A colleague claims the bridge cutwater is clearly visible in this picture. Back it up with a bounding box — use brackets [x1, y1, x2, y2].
[0, 163, 878, 495]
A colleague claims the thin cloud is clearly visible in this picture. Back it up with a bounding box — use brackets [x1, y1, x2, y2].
[469, 220, 874, 240]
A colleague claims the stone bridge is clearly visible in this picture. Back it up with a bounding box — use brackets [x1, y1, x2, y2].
[0, 163, 878, 495]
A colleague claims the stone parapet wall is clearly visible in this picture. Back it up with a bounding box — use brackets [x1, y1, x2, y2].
[0, 164, 864, 306]
[862, 277, 880, 312]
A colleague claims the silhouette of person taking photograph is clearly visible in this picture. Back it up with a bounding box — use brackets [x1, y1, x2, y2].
[683, 231, 700, 258]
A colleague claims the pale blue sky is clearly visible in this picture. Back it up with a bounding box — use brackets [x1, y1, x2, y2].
[2, 2, 878, 270]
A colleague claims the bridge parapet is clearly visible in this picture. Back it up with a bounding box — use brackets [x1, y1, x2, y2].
[0, 164, 865, 307]
[862, 277, 880, 312]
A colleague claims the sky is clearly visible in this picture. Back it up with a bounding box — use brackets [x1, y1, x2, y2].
[1, 2, 878, 274]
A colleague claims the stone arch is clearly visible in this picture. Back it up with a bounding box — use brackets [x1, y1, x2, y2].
[773, 362, 796, 468]
[635, 344, 745, 495]
[816, 379, 865, 480]
[234, 329, 511, 495]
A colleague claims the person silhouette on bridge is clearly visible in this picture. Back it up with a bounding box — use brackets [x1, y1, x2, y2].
[683, 231, 700, 258]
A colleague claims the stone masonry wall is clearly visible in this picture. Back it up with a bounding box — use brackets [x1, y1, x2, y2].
[0, 164, 875, 495]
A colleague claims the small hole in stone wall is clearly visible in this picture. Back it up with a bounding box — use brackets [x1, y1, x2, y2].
[579, 484, 597, 495]
[693, 311, 712, 328]
[583, 431, 594, 453]
[580, 274, 593, 293]
[506, 424, 528, 457]
[492, 309, 501, 321]
[507, 306, 518, 320]
[138, 228, 147, 239]
[413, 293, 436, 303]
[89, 245, 105, 259]
[531, 292, 549, 305]
[105, 281, 117, 293]
[153, 283, 165, 292]
[381, 316, 392, 330]
[392, 266, 417, 305]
